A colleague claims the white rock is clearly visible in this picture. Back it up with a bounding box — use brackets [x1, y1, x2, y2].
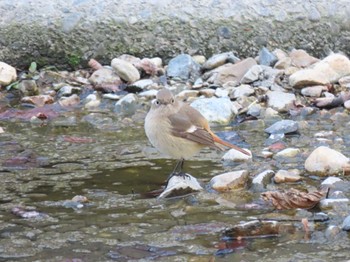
[344, 100, 350, 110]
[273, 169, 302, 183]
[88, 67, 121, 85]
[232, 84, 255, 99]
[102, 93, 122, 100]
[301, 85, 326, 97]
[190, 97, 238, 124]
[240, 65, 264, 84]
[84, 93, 101, 108]
[251, 169, 275, 191]
[210, 170, 249, 192]
[222, 148, 252, 161]
[275, 148, 300, 158]
[114, 93, 138, 115]
[321, 177, 342, 186]
[111, 58, 140, 83]
[149, 57, 163, 68]
[158, 174, 203, 199]
[0, 127, 4, 134]
[305, 146, 350, 176]
[0, 62, 17, 86]
[138, 89, 158, 98]
[266, 91, 296, 112]
[132, 79, 154, 89]
[215, 87, 229, 97]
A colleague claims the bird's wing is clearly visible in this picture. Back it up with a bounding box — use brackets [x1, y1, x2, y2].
[168, 110, 223, 151]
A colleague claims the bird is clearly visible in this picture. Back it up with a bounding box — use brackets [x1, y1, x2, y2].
[144, 89, 250, 178]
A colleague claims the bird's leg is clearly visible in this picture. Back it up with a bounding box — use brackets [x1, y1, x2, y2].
[165, 158, 189, 185]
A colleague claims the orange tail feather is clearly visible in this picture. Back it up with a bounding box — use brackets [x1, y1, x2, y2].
[211, 133, 250, 156]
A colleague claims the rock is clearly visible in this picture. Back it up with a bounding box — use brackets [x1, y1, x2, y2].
[258, 47, 278, 66]
[305, 146, 350, 176]
[338, 75, 350, 88]
[198, 88, 215, 97]
[176, 90, 199, 101]
[166, 54, 201, 81]
[265, 120, 299, 134]
[289, 53, 350, 88]
[84, 93, 101, 108]
[251, 169, 275, 192]
[202, 52, 239, 71]
[344, 100, 350, 110]
[190, 97, 237, 124]
[321, 177, 343, 186]
[18, 80, 38, 96]
[240, 65, 264, 84]
[114, 93, 138, 116]
[319, 198, 349, 209]
[274, 57, 292, 70]
[21, 95, 54, 107]
[210, 170, 249, 192]
[158, 174, 203, 199]
[289, 49, 319, 68]
[342, 215, 350, 231]
[192, 55, 206, 65]
[57, 85, 81, 97]
[132, 79, 154, 89]
[89, 67, 122, 86]
[111, 58, 140, 83]
[266, 90, 296, 112]
[102, 93, 122, 100]
[0, 127, 4, 133]
[138, 89, 158, 99]
[203, 58, 257, 86]
[214, 88, 229, 98]
[0, 62, 17, 86]
[275, 148, 300, 158]
[149, 57, 163, 68]
[300, 85, 326, 97]
[58, 94, 80, 107]
[221, 148, 252, 162]
[273, 169, 302, 183]
[232, 84, 255, 99]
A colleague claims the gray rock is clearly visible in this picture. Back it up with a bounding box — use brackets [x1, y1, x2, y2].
[258, 47, 278, 66]
[319, 198, 349, 209]
[0, 61, 17, 86]
[18, 80, 38, 96]
[111, 58, 140, 83]
[114, 93, 138, 116]
[305, 146, 349, 176]
[265, 119, 299, 134]
[210, 170, 249, 192]
[251, 169, 275, 192]
[166, 54, 201, 81]
[132, 79, 154, 89]
[266, 90, 296, 112]
[202, 52, 239, 71]
[300, 85, 326, 97]
[240, 65, 264, 84]
[138, 89, 158, 99]
[275, 148, 300, 158]
[342, 215, 350, 231]
[214, 88, 229, 98]
[57, 85, 81, 97]
[247, 103, 262, 117]
[232, 84, 255, 99]
[158, 174, 203, 199]
[190, 97, 237, 124]
[89, 67, 121, 86]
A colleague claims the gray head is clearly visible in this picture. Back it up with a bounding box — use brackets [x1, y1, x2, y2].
[152, 89, 176, 108]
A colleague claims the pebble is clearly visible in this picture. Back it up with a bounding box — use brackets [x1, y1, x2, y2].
[342, 215, 350, 231]
[21, 95, 54, 107]
[132, 79, 154, 89]
[202, 52, 239, 71]
[258, 47, 278, 66]
[265, 119, 299, 134]
[304, 146, 349, 176]
[138, 89, 158, 98]
[273, 169, 302, 183]
[190, 97, 237, 124]
[289, 49, 319, 68]
[176, 90, 199, 101]
[18, 80, 38, 96]
[221, 148, 252, 162]
[58, 94, 80, 107]
[158, 174, 203, 199]
[240, 65, 264, 84]
[111, 58, 140, 83]
[274, 148, 300, 158]
[114, 93, 139, 116]
[214, 87, 229, 98]
[232, 84, 255, 99]
[57, 85, 81, 97]
[0, 61, 17, 86]
[301, 85, 327, 97]
[88, 67, 121, 86]
[266, 90, 296, 112]
[166, 54, 201, 81]
[251, 169, 275, 192]
[210, 170, 249, 192]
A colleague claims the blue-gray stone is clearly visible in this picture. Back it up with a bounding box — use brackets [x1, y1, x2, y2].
[166, 54, 201, 81]
[342, 215, 350, 231]
[265, 120, 299, 134]
[259, 47, 278, 66]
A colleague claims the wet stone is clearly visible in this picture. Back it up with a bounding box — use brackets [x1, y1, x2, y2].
[114, 93, 138, 116]
[158, 174, 203, 199]
[166, 54, 201, 81]
[265, 119, 299, 134]
[251, 169, 275, 192]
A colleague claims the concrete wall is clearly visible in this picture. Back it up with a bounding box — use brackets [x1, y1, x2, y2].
[0, 0, 349, 68]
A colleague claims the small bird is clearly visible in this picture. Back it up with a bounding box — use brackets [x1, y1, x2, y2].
[144, 89, 250, 178]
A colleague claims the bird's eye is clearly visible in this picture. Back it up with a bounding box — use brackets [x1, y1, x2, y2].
[171, 98, 175, 104]
[155, 100, 160, 105]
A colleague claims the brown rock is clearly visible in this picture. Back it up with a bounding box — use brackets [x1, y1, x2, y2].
[21, 95, 54, 107]
[210, 170, 249, 192]
[203, 58, 257, 86]
[274, 169, 302, 183]
[289, 49, 319, 68]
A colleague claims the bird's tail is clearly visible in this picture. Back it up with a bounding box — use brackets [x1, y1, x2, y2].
[211, 132, 251, 156]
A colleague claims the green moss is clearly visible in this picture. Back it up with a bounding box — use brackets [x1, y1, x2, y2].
[66, 53, 82, 69]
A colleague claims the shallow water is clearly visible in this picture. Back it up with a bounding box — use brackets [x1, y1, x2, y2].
[0, 108, 350, 262]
